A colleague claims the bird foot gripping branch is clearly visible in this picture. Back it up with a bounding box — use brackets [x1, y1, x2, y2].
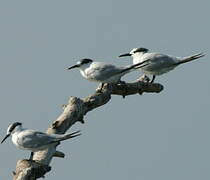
[94, 80, 163, 98]
[137, 74, 151, 83]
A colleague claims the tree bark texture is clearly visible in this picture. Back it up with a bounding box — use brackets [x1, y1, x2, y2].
[13, 81, 163, 180]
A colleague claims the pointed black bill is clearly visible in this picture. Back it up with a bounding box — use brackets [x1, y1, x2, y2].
[66, 64, 79, 70]
[1, 134, 10, 144]
[118, 53, 131, 57]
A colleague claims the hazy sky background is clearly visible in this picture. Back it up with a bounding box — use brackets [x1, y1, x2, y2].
[0, 0, 209, 179]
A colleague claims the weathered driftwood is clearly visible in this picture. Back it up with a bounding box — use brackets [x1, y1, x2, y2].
[13, 81, 163, 180]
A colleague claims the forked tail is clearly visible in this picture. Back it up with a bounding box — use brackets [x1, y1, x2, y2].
[175, 52, 205, 65]
[60, 130, 81, 141]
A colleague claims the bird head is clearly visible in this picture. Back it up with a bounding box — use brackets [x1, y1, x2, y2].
[1, 122, 22, 144]
[119, 47, 149, 57]
[67, 59, 93, 70]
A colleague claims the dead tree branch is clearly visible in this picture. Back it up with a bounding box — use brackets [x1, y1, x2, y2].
[13, 81, 163, 180]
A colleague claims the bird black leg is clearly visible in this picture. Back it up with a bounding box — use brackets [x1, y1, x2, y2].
[96, 83, 105, 93]
[150, 75, 156, 83]
[29, 152, 34, 160]
[138, 74, 150, 83]
[118, 81, 127, 98]
[101, 83, 105, 90]
[99, 83, 105, 92]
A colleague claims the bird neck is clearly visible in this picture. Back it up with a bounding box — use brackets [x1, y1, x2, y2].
[132, 52, 145, 58]
[132, 52, 145, 63]
[78, 63, 93, 79]
[79, 62, 92, 72]
[11, 125, 24, 135]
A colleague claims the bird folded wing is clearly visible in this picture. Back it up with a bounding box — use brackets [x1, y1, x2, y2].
[19, 131, 56, 148]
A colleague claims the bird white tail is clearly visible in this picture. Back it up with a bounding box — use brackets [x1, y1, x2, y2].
[175, 52, 205, 65]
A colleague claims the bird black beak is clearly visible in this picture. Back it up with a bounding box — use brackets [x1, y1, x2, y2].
[66, 64, 79, 70]
[118, 53, 131, 57]
[1, 134, 10, 144]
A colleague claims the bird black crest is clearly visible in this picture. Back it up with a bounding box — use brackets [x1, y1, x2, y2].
[133, 48, 149, 53]
[80, 59, 93, 64]
[8, 122, 22, 133]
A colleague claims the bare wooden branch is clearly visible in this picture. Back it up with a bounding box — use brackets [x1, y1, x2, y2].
[13, 81, 163, 179]
[13, 160, 51, 180]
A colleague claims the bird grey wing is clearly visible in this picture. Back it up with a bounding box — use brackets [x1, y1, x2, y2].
[18, 131, 55, 148]
[143, 53, 177, 68]
[87, 63, 122, 81]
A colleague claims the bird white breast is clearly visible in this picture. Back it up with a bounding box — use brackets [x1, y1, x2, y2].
[132, 53, 145, 64]
[11, 132, 23, 149]
[79, 69, 88, 79]
[79, 69, 99, 82]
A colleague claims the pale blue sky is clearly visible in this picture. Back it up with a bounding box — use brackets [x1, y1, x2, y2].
[0, 0, 209, 179]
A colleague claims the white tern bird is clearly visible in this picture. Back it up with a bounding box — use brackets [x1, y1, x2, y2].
[119, 48, 205, 83]
[1, 122, 81, 160]
[67, 58, 149, 88]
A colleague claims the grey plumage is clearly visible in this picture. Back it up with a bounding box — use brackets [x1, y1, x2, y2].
[1, 122, 81, 159]
[67, 58, 149, 84]
[119, 48, 205, 82]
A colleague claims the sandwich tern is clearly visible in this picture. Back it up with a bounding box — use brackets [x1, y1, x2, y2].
[67, 58, 149, 89]
[1, 122, 81, 160]
[119, 48, 205, 83]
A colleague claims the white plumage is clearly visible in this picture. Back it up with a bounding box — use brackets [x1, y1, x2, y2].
[119, 48, 205, 83]
[1, 122, 81, 159]
[67, 58, 149, 84]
